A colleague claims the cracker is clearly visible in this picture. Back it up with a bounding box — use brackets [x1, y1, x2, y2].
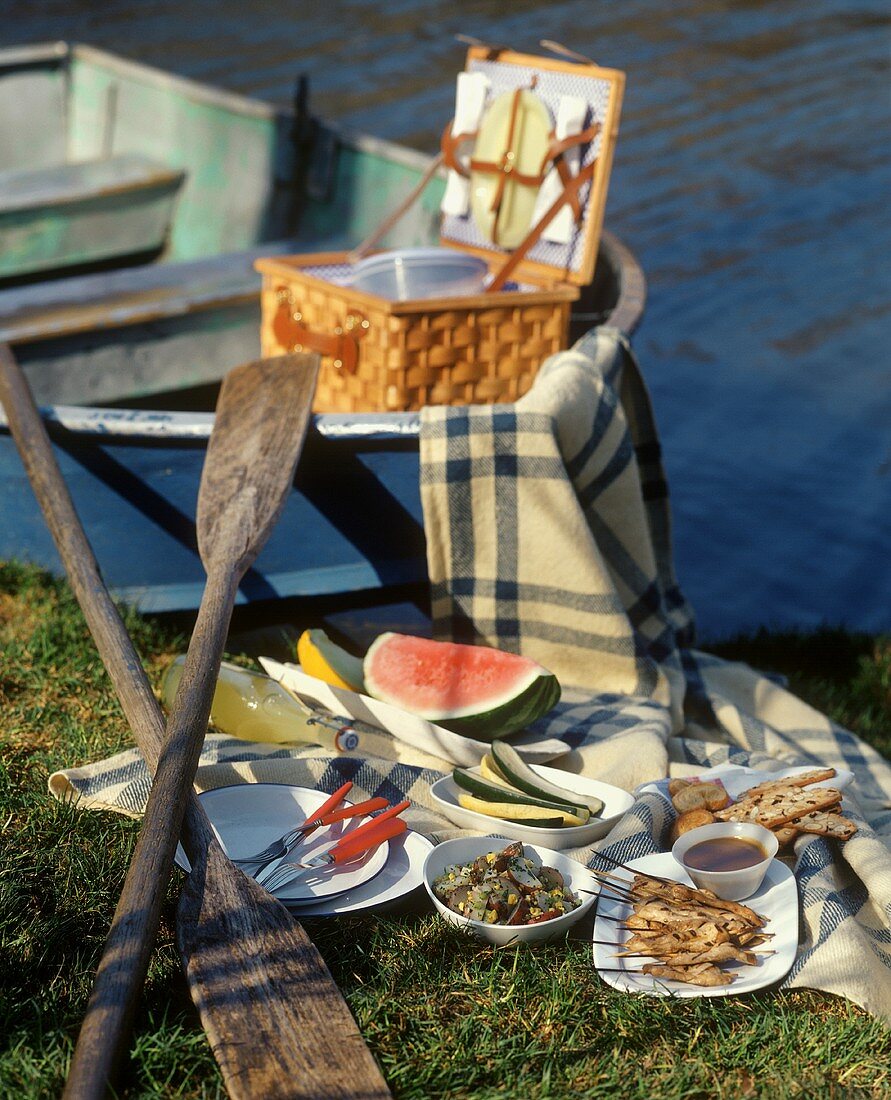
[742, 768, 836, 800]
[783, 810, 857, 841]
[714, 786, 842, 828]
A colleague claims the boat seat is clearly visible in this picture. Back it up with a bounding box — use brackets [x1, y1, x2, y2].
[0, 155, 186, 280]
[0, 241, 301, 347]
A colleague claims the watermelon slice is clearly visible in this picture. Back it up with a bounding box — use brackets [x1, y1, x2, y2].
[362, 632, 561, 741]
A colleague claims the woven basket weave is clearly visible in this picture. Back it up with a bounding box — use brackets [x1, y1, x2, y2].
[257, 252, 578, 413]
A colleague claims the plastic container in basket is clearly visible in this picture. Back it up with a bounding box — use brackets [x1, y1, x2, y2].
[351, 248, 488, 301]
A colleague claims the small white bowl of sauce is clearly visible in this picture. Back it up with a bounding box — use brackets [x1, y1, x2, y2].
[671, 821, 779, 901]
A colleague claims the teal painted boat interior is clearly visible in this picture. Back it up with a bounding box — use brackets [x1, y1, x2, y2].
[0, 42, 447, 280]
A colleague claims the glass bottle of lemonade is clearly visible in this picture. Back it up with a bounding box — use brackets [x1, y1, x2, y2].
[160, 656, 360, 752]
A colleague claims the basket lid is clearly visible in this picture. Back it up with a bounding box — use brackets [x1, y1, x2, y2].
[439, 47, 624, 288]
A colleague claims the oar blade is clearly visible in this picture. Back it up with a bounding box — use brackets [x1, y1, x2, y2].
[196, 352, 320, 572]
[179, 839, 391, 1100]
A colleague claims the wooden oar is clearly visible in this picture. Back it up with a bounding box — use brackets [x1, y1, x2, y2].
[0, 345, 391, 1100]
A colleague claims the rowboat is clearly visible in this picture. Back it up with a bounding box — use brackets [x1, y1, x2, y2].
[0, 43, 645, 613]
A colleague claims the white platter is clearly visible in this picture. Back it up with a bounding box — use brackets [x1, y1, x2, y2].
[259, 657, 571, 767]
[174, 783, 389, 903]
[638, 763, 854, 806]
[430, 765, 635, 849]
[592, 852, 799, 998]
[284, 829, 434, 916]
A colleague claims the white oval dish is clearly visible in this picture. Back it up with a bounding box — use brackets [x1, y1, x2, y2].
[423, 835, 599, 946]
[671, 820, 779, 901]
[258, 657, 570, 767]
[637, 763, 854, 805]
[430, 764, 635, 849]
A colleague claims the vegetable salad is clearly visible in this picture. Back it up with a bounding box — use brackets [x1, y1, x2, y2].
[432, 842, 582, 926]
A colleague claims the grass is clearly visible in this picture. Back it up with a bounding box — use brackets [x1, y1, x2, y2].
[1, 560, 889, 1099]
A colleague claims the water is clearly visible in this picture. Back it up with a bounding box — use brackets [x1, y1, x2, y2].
[5, 0, 890, 639]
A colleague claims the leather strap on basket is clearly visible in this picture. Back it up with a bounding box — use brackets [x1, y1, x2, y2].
[272, 289, 368, 375]
[442, 104, 600, 253]
[486, 144, 599, 294]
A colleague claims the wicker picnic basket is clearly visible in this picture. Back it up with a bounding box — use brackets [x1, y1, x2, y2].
[257, 46, 625, 413]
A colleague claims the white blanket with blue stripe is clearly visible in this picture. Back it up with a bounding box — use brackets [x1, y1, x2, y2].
[418, 327, 891, 1019]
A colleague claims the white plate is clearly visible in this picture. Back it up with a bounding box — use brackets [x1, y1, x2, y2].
[259, 657, 570, 767]
[430, 765, 635, 849]
[638, 763, 854, 805]
[284, 829, 434, 916]
[174, 784, 389, 903]
[592, 852, 799, 998]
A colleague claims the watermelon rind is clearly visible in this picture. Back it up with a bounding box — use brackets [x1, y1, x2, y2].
[439, 672, 560, 741]
[363, 632, 561, 741]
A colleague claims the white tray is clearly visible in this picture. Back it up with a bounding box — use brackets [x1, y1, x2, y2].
[638, 763, 854, 805]
[592, 851, 799, 998]
[259, 657, 571, 767]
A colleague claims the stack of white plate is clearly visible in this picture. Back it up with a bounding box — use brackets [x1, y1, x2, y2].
[174, 783, 433, 916]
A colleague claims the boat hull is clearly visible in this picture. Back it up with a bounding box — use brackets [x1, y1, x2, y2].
[0, 43, 646, 613]
[0, 406, 427, 612]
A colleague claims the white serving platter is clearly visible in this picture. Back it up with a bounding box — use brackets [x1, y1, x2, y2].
[430, 764, 635, 849]
[592, 851, 799, 998]
[638, 763, 854, 806]
[174, 783, 389, 903]
[259, 657, 571, 767]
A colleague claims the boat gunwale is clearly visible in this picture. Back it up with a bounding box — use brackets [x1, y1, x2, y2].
[0, 403, 421, 443]
[0, 41, 69, 70]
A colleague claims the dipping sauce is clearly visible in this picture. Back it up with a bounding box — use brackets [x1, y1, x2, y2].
[682, 836, 767, 872]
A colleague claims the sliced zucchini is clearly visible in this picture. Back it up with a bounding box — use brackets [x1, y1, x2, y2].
[479, 753, 513, 786]
[452, 768, 589, 821]
[491, 740, 604, 817]
[456, 792, 586, 828]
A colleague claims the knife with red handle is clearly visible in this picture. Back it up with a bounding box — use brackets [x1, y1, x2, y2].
[252, 793, 390, 885]
[260, 806, 410, 893]
[302, 795, 390, 834]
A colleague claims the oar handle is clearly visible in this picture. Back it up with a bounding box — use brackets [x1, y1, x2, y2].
[0, 346, 166, 771]
[63, 558, 240, 1100]
[0, 344, 218, 1095]
[63, 506, 281, 1094]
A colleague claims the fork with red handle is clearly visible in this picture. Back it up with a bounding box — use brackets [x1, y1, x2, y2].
[233, 780, 386, 872]
[257, 799, 411, 893]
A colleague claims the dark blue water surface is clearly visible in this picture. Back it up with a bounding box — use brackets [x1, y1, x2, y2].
[6, 0, 891, 639]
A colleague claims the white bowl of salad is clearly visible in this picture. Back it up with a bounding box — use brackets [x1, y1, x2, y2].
[423, 836, 599, 945]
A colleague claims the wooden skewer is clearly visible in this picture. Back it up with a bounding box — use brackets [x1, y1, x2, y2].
[591, 862, 767, 924]
[592, 851, 678, 885]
